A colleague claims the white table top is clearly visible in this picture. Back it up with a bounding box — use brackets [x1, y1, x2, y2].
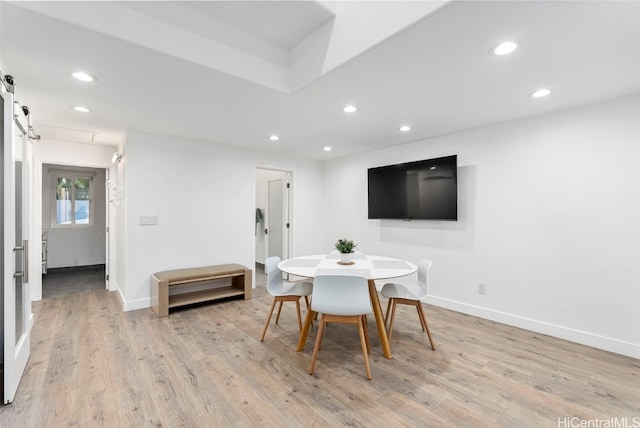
[278, 254, 417, 281]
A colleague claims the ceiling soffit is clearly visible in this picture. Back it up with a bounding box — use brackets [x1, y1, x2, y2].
[14, 1, 449, 93]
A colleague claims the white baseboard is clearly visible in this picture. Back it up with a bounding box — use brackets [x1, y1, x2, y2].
[110, 280, 150, 311]
[122, 296, 151, 312]
[424, 296, 640, 360]
[114, 286, 125, 308]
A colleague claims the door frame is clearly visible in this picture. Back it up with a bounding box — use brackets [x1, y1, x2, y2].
[30, 162, 114, 301]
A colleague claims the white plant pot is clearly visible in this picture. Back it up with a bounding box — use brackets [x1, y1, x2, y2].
[340, 252, 351, 263]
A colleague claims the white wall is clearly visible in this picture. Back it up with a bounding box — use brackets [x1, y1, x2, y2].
[322, 94, 640, 358]
[120, 131, 324, 310]
[41, 164, 106, 268]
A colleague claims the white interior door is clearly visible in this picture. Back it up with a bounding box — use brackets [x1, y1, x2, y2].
[264, 171, 292, 262]
[105, 167, 110, 290]
[267, 179, 284, 259]
[2, 85, 31, 404]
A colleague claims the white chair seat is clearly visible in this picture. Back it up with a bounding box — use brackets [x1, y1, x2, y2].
[381, 283, 425, 300]
[275, 281, 312, 297]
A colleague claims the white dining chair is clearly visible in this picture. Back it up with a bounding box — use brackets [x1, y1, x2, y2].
[260, 256, 313, 342]
[308, 275, 373, 379]
[381, 259, 435, 350]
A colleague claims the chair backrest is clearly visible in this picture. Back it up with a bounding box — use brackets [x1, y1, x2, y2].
[265, 256, 284, 293]
[417, 259, 433, 292]
[311, 275, 372, 316]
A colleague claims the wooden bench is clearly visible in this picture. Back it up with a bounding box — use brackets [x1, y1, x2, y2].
[151, 263, 252, 317]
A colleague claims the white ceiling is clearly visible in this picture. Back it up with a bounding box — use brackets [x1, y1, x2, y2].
[183, 0, 337, 48]
[1, 1, 639, 160]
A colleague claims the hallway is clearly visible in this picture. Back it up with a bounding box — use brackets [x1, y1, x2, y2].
[41, 266, 106, 299]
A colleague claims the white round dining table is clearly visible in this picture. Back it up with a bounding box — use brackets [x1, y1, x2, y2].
[278, 254, 417, 359]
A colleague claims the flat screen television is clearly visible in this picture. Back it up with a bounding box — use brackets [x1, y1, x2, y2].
[368, 155, 457, 220]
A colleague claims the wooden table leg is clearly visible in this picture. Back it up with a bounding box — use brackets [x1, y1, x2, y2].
[296, 307, 315, 352]
[368, 279, 392, 359]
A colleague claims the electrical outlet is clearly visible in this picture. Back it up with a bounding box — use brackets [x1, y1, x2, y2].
[478, 283, 487, 295]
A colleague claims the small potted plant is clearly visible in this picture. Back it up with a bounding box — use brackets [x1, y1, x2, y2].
[335, 238, 357, 264]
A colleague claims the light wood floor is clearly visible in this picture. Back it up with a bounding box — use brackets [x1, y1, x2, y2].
[0, 270, 638, 427]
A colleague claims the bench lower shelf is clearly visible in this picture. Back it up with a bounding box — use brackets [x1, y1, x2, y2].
[168, 286, 245, 308]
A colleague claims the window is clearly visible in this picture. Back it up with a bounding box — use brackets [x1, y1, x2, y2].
[54, 176, 93, 226]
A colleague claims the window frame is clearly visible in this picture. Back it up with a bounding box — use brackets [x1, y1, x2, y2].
[51, 173, 95, 228]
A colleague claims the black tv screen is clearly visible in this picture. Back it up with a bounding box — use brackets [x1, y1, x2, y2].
[368, 155, 457, 220]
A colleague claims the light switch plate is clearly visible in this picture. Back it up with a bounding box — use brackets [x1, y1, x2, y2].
[139, 216, 158, 225]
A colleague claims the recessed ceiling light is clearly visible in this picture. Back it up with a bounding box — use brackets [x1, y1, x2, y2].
[399, 125, 412, 132]
[72, 106, 91, 113]
[343, 105, 357, 113]
[323, 146, 332, 151]
[268, 135, 279, 141]
[530, 88, 551, 98]
[490, 41, 518, 56]
[71, 71, 97, 82]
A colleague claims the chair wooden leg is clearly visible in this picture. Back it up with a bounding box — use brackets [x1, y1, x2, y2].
[384, 298, 392, 330]
[414, 303, 426, 332]
[309, 316, 327, 375]
[387, 299, 398, 341]
[417, 303, 436, 350]
[358, 316, 372, 380]
[310, 314, 372, 379]
[275, 300, 284, 324]
[260, 298, 277, 341]
[295, 299, 303, 332]
[304, 296, 310, 309]
[362, 315, 371, 353]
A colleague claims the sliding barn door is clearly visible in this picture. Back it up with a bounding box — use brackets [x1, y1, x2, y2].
[2, 81, 31, 404]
